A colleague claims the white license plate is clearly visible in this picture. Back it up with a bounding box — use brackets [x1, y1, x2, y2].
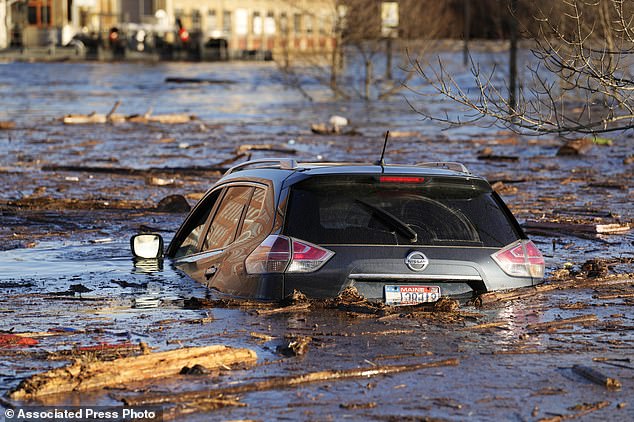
[384, 285, 441, 306]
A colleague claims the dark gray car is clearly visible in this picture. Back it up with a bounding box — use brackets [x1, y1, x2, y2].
[132, 159, 544, 305]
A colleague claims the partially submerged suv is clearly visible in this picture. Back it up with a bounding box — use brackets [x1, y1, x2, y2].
[132, 159, 544, 305]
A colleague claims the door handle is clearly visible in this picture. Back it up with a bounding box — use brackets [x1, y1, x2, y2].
[204, 266, 217, 280]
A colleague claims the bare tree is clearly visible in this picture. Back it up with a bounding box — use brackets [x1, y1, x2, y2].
[410, 0, 634, 135]
[277, 0, 451, 101]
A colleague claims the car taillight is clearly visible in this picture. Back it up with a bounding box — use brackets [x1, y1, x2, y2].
[287, 239, 334, 273]
[491, 240, 545, 278]
[245, 235, 291, 274]
[245, 235, 334, 274]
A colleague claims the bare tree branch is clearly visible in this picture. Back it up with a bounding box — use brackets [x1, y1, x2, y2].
[411, 0, 634, 135]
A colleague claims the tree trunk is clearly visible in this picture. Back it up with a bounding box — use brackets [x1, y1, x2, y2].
[365, 58, 373, 100]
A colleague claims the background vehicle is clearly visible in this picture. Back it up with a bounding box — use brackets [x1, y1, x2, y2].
[132, 159, 544, 304]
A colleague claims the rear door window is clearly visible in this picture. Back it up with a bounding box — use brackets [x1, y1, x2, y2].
[203, 186, 253, 250]
[284, 175, 521, 247]
[236, 187, 267, 242]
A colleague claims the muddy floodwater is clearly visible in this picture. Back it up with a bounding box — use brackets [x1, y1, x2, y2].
[0, 56, 633, 421]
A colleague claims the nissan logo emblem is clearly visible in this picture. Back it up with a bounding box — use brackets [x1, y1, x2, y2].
[405, 251, 429, 272]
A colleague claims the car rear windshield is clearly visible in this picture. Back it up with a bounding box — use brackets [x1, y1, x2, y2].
[284, 175, 521, 247]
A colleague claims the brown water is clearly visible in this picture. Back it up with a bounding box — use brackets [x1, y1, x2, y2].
[0, 57, 632, 420]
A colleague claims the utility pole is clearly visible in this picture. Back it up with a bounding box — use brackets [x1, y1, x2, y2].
[509, 0, 518, 114]
[463, 0, 470, 66]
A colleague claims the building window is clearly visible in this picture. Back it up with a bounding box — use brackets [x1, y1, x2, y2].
[253, 11, 262, 35]
[264, 11, 275, 35]
[192, 10, 202, 30]
[280, 12, 288, 34]
[27, 0, 52, 27]
[223, 10, 232, 34]
[143, 0, 153, 16]
[293, 13, 301, 35]
[319, 14, 327, 35]
[235, 8, 248, 35]
[305, 14, 313, 34]
[207, 10, 217, 30]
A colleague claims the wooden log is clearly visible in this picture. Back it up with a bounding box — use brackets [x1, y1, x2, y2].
[9, 345, 257, 400]
[572, 365, 622, 389]
[122, 358, 460, 406]
[0, 121, 16, 130]
[62, 113, 107, 124]
[146, 114, 195, 124]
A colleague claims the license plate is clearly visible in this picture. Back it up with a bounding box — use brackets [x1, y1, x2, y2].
[384, 285, 441, 306]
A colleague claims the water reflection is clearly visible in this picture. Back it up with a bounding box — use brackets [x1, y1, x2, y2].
[132, 258, 164, 274]
[486, 301, 543, 349]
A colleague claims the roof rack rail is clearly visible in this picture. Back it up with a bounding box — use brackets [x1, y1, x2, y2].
[224, 158, 299, 175]
[416, 161, 471, 174]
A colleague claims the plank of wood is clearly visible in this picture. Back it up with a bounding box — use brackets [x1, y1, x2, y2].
[9, 345, 257, 400]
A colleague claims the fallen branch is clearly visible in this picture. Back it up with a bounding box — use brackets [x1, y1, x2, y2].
[122, 358, 460, 406]
[9, 345, 257, 400]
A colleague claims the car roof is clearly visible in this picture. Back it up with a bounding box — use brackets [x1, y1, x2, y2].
[222, 158, 483, 181]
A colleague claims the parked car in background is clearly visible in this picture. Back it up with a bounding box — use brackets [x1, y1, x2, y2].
[132, 159, 544, 305]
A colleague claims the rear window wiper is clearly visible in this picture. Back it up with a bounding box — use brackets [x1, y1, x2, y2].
[355, 199, 418, 243]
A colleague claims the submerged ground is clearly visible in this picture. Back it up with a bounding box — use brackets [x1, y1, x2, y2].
[0, 56, 632, 420]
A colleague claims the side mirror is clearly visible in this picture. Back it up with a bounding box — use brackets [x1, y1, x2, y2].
[131, 234, 164, 259]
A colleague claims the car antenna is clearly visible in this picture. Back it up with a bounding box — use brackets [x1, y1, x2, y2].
[377, 130, 390, 172]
